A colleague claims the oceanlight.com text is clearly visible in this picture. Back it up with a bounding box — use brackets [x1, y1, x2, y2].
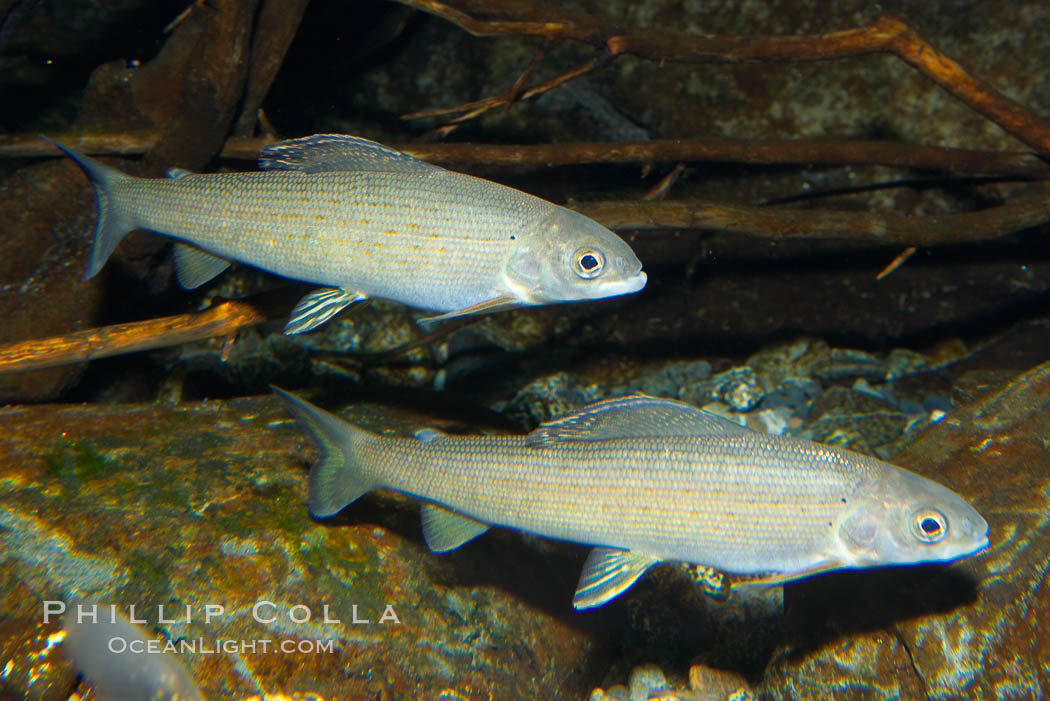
[107, 636, 338, 655]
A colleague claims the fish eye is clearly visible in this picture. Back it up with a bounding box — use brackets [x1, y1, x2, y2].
[572, 248, 605, 279]
[911, 508, 948, 544]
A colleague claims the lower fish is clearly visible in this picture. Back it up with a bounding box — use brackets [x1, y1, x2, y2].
[46, 134, 647, 333]
[274, 390, 989, 609]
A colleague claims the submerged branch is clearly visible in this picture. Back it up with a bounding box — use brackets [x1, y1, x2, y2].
[394, 1, 1050, 157]
[0, 301, 266, 374]
[8, 132, 1048, 178]
[576, 191, 1050, 246]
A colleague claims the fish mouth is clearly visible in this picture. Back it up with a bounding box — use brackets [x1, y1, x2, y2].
[599, 270, 647, 297]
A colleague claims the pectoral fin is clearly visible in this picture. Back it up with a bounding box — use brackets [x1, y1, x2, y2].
[173, 244, 231, 289]
[420, 504, 490, 552]
[417, 295, 521, 325]
[573, 547, 661, 610]
[284, 287, 367, 335]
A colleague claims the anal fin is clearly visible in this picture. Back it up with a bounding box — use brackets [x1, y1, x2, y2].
[573, 547, 661, 610]
[174, 243, 231, 289]
[420, 504, 490, 553]
[417, 295, 520, 326]
[284, 287, 367, 335]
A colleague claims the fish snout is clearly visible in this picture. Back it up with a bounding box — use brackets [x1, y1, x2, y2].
[599, 270, 646, 298]
[960, 512, 990, 550]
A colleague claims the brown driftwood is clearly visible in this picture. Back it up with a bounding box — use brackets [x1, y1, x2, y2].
[0, 302, 266, 374]
[395, 1, 1050, 157]
[574, 191, 1050, 246]
[8, 132, 1048, 179]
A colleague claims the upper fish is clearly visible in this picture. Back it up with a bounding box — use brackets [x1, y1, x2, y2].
[46, 134, 647, 333]
[274, 390, 989, 609]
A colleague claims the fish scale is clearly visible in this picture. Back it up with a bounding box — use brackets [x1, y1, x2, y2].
[275, 389, 988, 608]
[48, 133, 646, 332]
[115, 171, 524, 302]
[370, 436, 859, 566]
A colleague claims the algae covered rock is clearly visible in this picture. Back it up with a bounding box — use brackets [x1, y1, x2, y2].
[0, 394, 599, 699]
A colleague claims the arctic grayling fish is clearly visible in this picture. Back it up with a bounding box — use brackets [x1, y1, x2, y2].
[274, 390, 989, 609]
[46, 135, 647, 333]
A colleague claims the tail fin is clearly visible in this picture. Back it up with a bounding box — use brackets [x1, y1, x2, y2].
[271, 386, 379, 518]
[42, 137, 136, 279]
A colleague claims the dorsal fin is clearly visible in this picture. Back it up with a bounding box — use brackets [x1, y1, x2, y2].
[526, 394, 751, 447]
[258, 134, 441, 174]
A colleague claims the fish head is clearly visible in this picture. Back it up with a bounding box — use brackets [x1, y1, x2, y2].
[505, 207, 646, 304]
[836, 465, 989, 567]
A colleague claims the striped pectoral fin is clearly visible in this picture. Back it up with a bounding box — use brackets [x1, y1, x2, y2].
[284, 287, 368, 335]
[416, 295, 521, 326]
[420, 504, 490, 553]
[173, 243, 231, 289]
[573, 548, 661, 610]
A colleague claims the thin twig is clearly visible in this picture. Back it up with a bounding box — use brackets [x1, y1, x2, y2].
[163, 0, 209, 34]
[643, 163, 687, 200]
[9, 132, 1048, 178]
[395, 1, 1050, 157]
[404, 52, 609, 122]
[0, 302, 266, 374]
[876, 246, 918, 279]
[504, 37, 554, 111]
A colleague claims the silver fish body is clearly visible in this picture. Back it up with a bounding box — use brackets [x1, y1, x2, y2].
[48, 134, 646, 332]
[275, 390, 989, 609]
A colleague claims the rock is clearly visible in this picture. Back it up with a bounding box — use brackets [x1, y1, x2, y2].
[634, 360, 714, 400]
[804, 386, 912, 455]
[0, 394, 601, 699]
[590, 661, 754, 701]
[499, 370, 604, 425]
[884, 347, 931, 381]
[0, 160, 105, 403]
[0, 616, 74, 701]
[711, 367, 763, 412]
